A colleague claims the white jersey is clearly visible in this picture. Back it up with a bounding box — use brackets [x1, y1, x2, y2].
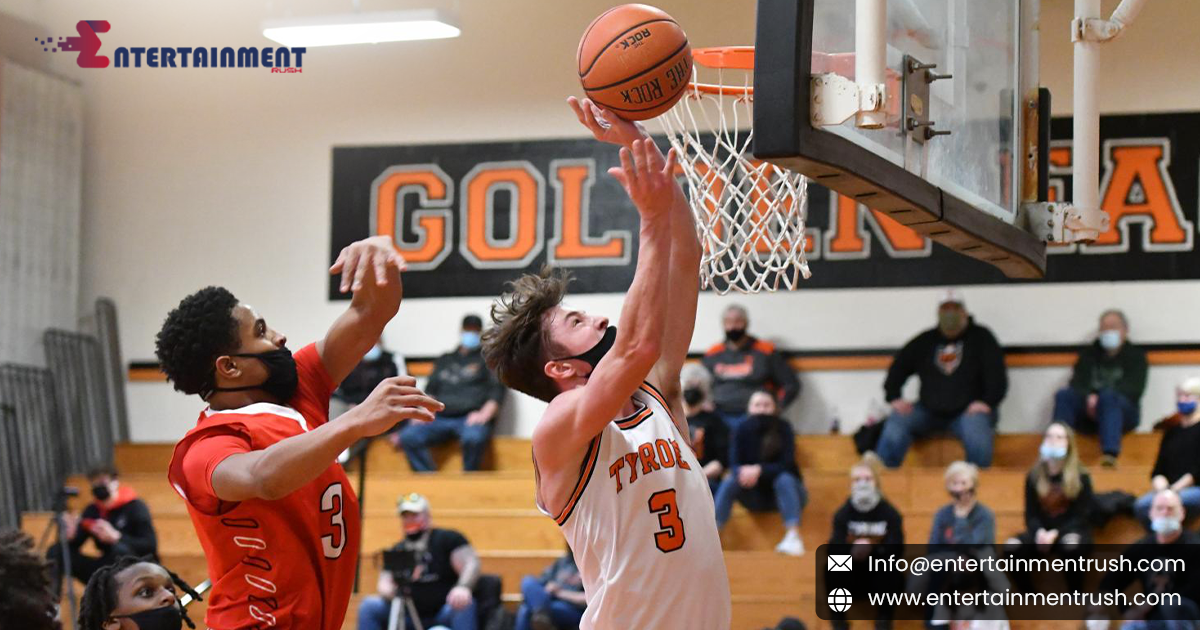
[536, 382, 731, 629]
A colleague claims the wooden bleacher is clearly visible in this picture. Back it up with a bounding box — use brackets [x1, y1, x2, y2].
[21, 434, 1163, 629]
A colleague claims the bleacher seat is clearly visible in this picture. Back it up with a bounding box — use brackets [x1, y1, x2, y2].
[20, 435, 1163, 629]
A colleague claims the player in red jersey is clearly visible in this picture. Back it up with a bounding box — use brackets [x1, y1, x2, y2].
[156, 235, 443, 630]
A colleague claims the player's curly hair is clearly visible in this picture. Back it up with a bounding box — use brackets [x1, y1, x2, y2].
[155, 286, 241, 399]
[79, 555, 202, 630]
[0, 530, 60, 630]
[482, 267, 572, 403]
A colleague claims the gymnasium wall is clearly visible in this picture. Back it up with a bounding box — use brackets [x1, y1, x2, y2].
[8, 0, 1200, 442]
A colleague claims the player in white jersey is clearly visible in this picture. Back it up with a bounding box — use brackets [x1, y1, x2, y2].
[480, 97, 731, 629]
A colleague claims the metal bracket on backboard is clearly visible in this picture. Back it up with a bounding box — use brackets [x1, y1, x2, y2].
[810, 73, 885, 127]
[902, 55, 953, 144]
[1024, 202, 1112, 243]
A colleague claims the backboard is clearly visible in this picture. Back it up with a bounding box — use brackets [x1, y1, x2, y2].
[753, 0, 1047, 278]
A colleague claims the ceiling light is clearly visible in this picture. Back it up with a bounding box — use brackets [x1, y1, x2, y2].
[262, 9, 460, 47]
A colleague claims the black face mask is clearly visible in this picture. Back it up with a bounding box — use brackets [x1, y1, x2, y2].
[112, 603, 184, 630]
[555, 326, 617, 373]
[949, 487, 975, 501]
[725, 328, 747, 343]
[214, 348, 299, 402]
[682, 388, 704, 407]
[92, 483, 111, 502]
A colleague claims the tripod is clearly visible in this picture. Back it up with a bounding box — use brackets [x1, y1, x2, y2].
[38, 488, 78, 626]
[386, 581, 425, 630]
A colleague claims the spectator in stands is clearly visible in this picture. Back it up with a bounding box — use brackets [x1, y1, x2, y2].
[826, 453, 904, 630]
[400, 315, 505, 472]
[1094, 490, 1200, 625]
[702, 304, 800, 428]
[0, 530, 60, 630]
[876, 290, 1007, 468]
[929, 461, 995, 550]
[358, 493, 481, 630]
[922, 461, 1008, 627]
[1053, 309, 1148, 467]
[682, 363, 729, 495]
[514, 548, 586, 630]
[48, 465, 158, 590]
[1134, 377, 1200, 530]
[78, 556, 202, 630]
[331, 335, 406, 421]
[1005, 422, 1093, 591]
[715, 391, 807, 555]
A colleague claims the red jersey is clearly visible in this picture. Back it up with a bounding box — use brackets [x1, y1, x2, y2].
[167, 343, 361, 630]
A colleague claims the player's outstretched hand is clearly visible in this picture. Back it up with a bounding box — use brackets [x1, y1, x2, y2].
[350, 375, 443, 438]
[567, 96, 647, 147]
[608, 138, 678, 219]
[330, 235, 408, 293]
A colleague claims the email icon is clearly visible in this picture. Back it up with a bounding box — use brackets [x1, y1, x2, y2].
[827, 554, 852, 571]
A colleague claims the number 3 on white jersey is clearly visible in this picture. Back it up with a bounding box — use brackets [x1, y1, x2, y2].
[321, 483, 346, 559]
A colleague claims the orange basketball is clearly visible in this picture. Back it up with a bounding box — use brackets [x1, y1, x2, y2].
[577, 4, 692, 121]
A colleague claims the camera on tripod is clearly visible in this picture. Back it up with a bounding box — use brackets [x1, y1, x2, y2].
[382, 547, 421, 585]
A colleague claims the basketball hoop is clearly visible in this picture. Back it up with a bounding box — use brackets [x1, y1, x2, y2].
[659, 46, 811, 295]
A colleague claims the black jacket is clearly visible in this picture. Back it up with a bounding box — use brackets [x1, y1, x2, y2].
[71, 488, 158, 559]
[1023, 469, 1093, 535]
[334, 351, 401, 405]
[426, 348, 505, 417]
[1069, 340, 1148, 402]
[830, 498, 904, 546]
[884, 319, 1007, 419]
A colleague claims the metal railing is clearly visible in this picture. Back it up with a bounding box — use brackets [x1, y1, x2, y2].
[44, 329, 117, 472]
[0, 364, 69, 516]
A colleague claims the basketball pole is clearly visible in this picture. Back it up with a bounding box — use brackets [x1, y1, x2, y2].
[1069, 0, 1149, 240]
[855, 0, 887, 129]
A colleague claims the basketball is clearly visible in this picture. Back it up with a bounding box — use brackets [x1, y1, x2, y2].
[577, 4, 692, 121]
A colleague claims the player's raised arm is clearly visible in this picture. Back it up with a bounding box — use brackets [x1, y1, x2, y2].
[536, 139, 678, 463]
[568, 97, 700, 435]
[319, 235, 407, 385]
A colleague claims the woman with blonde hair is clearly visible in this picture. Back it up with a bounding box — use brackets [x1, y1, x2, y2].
[826, 452, 904, 630]
[1006, 421, 1093, 590]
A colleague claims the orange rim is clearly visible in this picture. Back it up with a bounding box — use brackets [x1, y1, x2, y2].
[688, 46, 755, 97]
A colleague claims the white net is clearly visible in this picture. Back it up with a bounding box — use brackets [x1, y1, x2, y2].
[658, 58, 811, 294]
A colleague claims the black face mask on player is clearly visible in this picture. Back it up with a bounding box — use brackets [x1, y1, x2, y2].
[111, 603, 185, 630]
[211, 348, 299, 402]
[554, 326, 618, 374]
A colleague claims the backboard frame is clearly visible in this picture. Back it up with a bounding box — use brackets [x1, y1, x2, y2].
[752, 0, 1048, 279]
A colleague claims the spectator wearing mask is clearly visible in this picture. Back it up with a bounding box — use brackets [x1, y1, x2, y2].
[877, 290, 1007, 468]
[1005, 422, 1093, 591]
[1134, 378, 1200, 530]
[0, 530, 60, 630]
[400, 315, 506, 472]
[1053, 309, 1148, 467]
[921, 462, 1008, 627]
[929, 461, 995, 550]
[681, 363, 729, 495]
[358, 494, 481, 630]
[1093, 490, 1200, 626]
[826, 453, 904, 630]
[714, 391, 808, 556]
[49, 465, 158, 589]
[514, 548, 586, 630]
[701, 305, 800, 429]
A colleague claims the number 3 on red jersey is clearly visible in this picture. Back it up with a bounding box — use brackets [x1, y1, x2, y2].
[648, 489, 686, 553]
[321, 483, 346, 559]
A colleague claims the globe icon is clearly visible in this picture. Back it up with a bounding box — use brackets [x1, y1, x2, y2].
[828, 587, 852, 613]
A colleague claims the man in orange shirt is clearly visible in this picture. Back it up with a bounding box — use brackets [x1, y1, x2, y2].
[158, 235, 442, 629]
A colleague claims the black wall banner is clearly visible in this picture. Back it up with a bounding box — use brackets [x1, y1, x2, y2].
[329, 112, 1200, 299]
